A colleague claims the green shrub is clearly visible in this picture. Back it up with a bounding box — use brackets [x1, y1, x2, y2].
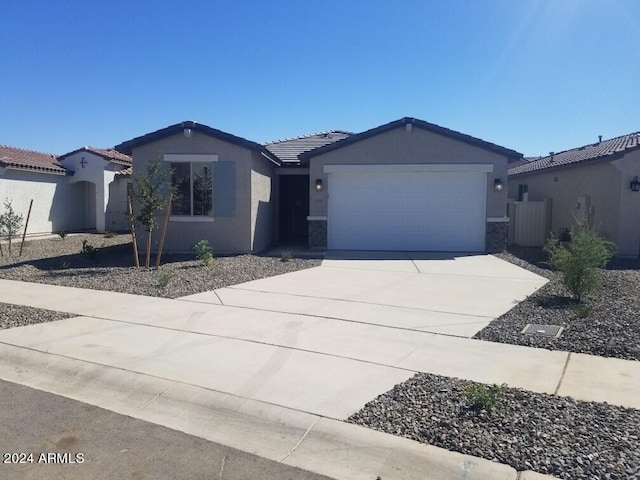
[81, 239, 99, 261]
[544, 221, 615, 302]
[571, 302, 591, 318]
[193, 240, 214, 266]
[156, 271, 173, 288]
[464, 383, 507, 413]
[58, 231, 68, 239]
[103, 231, 116, 238]
[280, 249, 293, 262]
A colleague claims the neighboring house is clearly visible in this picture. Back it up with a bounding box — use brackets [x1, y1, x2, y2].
[508, 132, 640, 256]
[57, 147, 133, 232]
[0, 145, 132, 236]
[115, 117, 522, 254]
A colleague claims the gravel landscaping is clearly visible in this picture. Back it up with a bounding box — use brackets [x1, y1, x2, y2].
[477, 247, 640, 361]
[348, 372, 640, 480]
[0, 233, 320, 328]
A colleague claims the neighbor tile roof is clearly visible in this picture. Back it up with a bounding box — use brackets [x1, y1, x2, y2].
[509, 132, 640, 176]
[265, 131, 353, 163]
[58, 146, 132, 166]
[0, 145, 66, 174]
[115, 166, 132, 176]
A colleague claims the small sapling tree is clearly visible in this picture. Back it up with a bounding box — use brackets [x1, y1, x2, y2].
[131, 156, 174, 268]
[0, 199, 24, 257]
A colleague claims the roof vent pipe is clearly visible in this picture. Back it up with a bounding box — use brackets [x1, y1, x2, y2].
[549, 152, 554, 162]
[598, 135, 602, 143]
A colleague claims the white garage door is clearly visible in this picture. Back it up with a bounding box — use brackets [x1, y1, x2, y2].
[327, 171, 487, 251]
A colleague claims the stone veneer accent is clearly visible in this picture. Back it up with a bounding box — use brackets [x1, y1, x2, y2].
[308, 220, 327, 249]
[486, 221, 508, 252]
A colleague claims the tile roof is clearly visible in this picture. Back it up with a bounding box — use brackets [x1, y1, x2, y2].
[115, 166, 132, 176]
[509, 132, 640, 176]
[58, 146, 132, 166]
[265, 131, 353, 163]
[299, 117, 523, 161]
[0, 145, 67, 174]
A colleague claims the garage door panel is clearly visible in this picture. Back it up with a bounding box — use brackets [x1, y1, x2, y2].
[327, 172, 486, 251]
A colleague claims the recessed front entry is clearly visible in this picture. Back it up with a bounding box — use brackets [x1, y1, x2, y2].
[279, 175, 310, 243]
[327, 171, 487, 251]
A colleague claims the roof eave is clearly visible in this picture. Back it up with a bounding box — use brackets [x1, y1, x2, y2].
[299, 117, 522, 161]
[115, 121, 266, 156]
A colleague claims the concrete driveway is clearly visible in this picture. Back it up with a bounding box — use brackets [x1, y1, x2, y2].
[186, 251, 548, 337]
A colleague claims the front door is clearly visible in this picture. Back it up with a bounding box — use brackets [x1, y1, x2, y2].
[279, 175, 310, 243]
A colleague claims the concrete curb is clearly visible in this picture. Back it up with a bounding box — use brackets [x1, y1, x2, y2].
[0, 343, 560, 480]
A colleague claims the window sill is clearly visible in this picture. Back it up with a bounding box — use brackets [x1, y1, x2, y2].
[169, 216, 215, 223]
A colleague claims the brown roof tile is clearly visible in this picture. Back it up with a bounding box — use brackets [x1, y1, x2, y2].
[58, 146, 132, 166]
[0, 145, 66, 174]
[509, 132, 640, 176]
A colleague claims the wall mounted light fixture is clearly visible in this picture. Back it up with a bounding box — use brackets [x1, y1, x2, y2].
[315, 179, 323, 192]
[494, 178, 503, 191]
[630, 176, 640, 192]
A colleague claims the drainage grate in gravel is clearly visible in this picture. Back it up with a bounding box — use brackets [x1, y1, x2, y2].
[521, 324, 564, 338]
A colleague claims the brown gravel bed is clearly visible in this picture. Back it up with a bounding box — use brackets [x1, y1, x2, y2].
[475, 248, 640, 361]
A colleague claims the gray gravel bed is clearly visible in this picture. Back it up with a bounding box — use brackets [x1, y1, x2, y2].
[0, 233, 321, 326]
[0, 303, 75, 330]
[477, 249, 640, 361]
[348, 373, 640, 480]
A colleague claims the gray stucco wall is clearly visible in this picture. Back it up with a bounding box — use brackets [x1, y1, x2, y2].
[250, 152, 276, 252]
[508, 155, 640, 256]
[308, 126, 509, 219]
[131, 130, 261, 254]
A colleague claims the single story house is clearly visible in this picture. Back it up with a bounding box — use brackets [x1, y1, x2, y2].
[0, 145, 132, 236]
[508, 132, 640, 256]
[115, 117, 522, 254]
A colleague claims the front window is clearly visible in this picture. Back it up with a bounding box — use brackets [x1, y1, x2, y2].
[170, 162, 213, 217]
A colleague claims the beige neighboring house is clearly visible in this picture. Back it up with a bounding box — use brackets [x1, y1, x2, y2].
[115, 117, 522, 254]
[508, 132, 640, 256]
[0, 145, 132, 236]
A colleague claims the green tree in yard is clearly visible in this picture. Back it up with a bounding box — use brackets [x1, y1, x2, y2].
[544, 220, 615, 303]
[131, 156, 175, 268]
[0, 199, 24, 257]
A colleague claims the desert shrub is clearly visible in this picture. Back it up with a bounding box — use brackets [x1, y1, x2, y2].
[193, 240, 214, 266]
[571, 302, 591, 318]
[81, 239, 99, 261]
[156, 271, 173, 288]
[280, 249, 293, 262]
[58, 231, 68, 239]
[544, 222, 614, 302]
[103, 231, 116, 238]
[464, 383, 507, 413]
[0, 199, 24, 256]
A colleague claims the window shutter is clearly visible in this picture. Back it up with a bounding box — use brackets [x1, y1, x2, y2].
[214, 161, 236, 217]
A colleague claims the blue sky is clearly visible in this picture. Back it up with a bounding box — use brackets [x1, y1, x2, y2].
[1, 0, 638, 157]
